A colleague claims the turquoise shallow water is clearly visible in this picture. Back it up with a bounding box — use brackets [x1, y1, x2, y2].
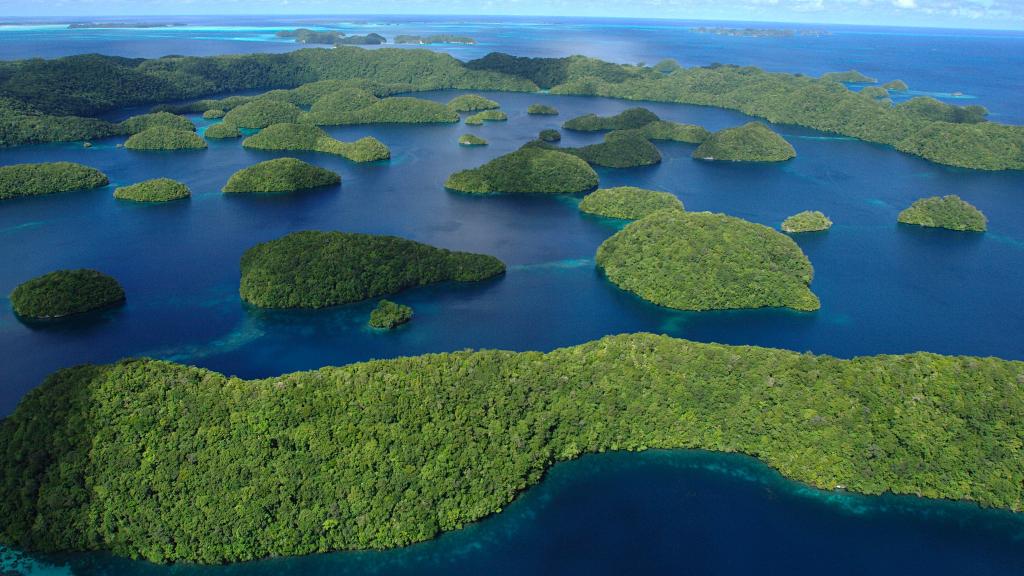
[1, 17, 1024, 574]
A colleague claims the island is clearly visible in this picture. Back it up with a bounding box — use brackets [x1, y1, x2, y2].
[579, 186, 683, 220]
[119, 111, 196, 134]
[222, 158, 340, 194]
[113, 178, 191, 202]
[897, 195, 987, 232]
[9, 269, 124, 319]
[882, 79, 909, 91]
[241, 123, 390, 162]
[203, 122, 241, 139]
[1, 332, 1020, 563]
[639, 120, 711, 143]
[0, 162, 109, 200]
[596, 209, 819, 311]
[445, 147, 598, 194]
[563, 107, 661, 131]
[781, 210, 832, 233]
[275, 28, 345, 45]
[310, 97, 459, 125]
[860, 86, 891, 102]
[369, 299, 414, 329]
[459, 134, 488, 146]
[394, 34, 476, 45]
[539, 128, 561, 142]
[821, 70, 877, 83]
[124, 126, 207, 150]
[202, 109, 225, 119]
[336, 33, 387, 45]
[465, 110, 507, 125]
[527, 103, 559, 115]
[447, 94, 500, 112]
[557, 129, 662, 168]
[692, 122, 795, 162]
[222, 99, 303, 129]
[239, 231, 506, 308]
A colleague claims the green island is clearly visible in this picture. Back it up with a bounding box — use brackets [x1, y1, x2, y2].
[445, 147, 599, 194]
[860, 86, 891, 103]
[119, 111, 196, 134]
[242, 123, 390, 162]
[459, 133, 487, 146]
[1, 332, 1022, 563]
[239, 231, 505, 308]
[579, 186, 683, 220]
[9, 269, 124, 319]
[202, 109, 225, 119]
[538, 128, 561, 142]
[557, 129, 662, 168]
[3, 49, 1020, 169]
[465, 110, 507, 125]
[222, 99, 303, 129]
[897, 195, 987, 232]
[395, 34, 476, 45]
[336, 34, 387, 46]
[312, 97, 459, 125]
[222, 158, 340, 194]
[821, 70, 877, 83]
[596, 209, 819, 311]
[447, 94, 500, 112]
[882, 79, 909, 91]
[0, 161, 108, 200]
[693, 122, 795, 162]
[782, 210, 832, 233]
[527, 103, 559, 115]
[124, 126, 207, 150]
[369, 299, 414, 329]
[563, 107, 661, 131]
[639, 120, 710, 143]
[113, 178, 191, 202]
[203, 122, 241, 139]
[276, 29, 346, 45]
[304, 87, 382, 124]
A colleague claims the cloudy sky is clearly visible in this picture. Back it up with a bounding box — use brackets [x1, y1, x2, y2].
[3, 0, 1022, 30]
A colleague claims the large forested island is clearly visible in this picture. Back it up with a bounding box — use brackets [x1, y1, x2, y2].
[693, 122, 795, 162]
[1, 332, 1021, 563]
[579, 186, 684, 220]
[9, 269, 124, 319]
[222, 158, 340, 194]
[239, 231, 506, 308]
[0, 162, 108, 200]
[241, 123, 390, 162]
[124, 126, 207, 150]
[897, 195, 987, 232]
[445, 147, 598, 194]
[597, 210, 820, 311]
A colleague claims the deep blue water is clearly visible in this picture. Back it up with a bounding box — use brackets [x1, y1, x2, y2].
[1, 16, 1023, 575]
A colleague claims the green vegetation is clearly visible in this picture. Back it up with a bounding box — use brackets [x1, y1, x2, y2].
[563, 107, 660, 131]
[276, 29, 345, 45]
[579, 186, 683, 220]
[124, 126, 207, 150]
[202, 109, 225, 119]
[222, 99, 303, 129]
[336, 34, 387, 46]
[821, 70, 877, 83]
[2, 332, 1022, 563]
[0, 162, 108, 200]
[9, 269, 124, 319]
[369, 299, 414, 329]
[559, 129, 662, 168]
[539, 128, 561, 142]
[203, 122, 241, 139]
[782, 210, 832, 233]
[304, 88, 381, 124]
[447, 94, 500, 112]
[445, 147, 598, 194]
[395, 34, 476, 45]
[312, 97, 459, 125]
[113, 178, 191, 202]
[693, 122, 795, 162]
[860, 86, 891, 103]
[527, 103, 559, 115]
[897, 195, 987, 232]
[897, 97, 988, 124]
[465, 110, 508, 125]
[639, 120, 710, 143]
[222, 158, 340, 194]
[882, 79, 909, 91]
[242, 123, 390, 162]
[459, 134, 487, 146]
[119, 111, 195, 134]
[597, 210, 819, 311]
[239, 231, 505, 308]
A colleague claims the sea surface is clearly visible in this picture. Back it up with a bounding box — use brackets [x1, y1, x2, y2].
[1, 16, 1023, 575]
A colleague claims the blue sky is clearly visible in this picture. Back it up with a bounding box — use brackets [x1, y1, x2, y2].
[3, 0, 1022, 30]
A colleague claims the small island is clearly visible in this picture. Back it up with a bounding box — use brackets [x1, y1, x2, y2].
[222, 158, 341, 194]
[239, 231, 506, 308]
[579, 186, 683, 220]
[113, 178, 191, 202]
[125, 126, 207, 150]
[0, 162, 109, 200]
[459, 134, 488, 146]
[275, 28, 345, 45]
[781, 210, 832, 233]
[242, 123, 390, 162]
[897, 195, 987, 232]
[394, 34, 476, 45]
[336, 33, 386, 45]
[692, 122, 795, 162]
[882, 79, 909, 91]
[560, 129, 661, 168]
[445, 147, 598, 194]
[563, 107, 661, 131]
[465, 110, 507, 125]
[204, 122, 242, 139]
[312, 97, 459, 125]
[527, 103, 559, 115]
[369, 300, 414, 329]
[119, 111, 196, 134]
[539, 129, 561, 142]
[448, 94, 500, 112]
[202, 109, 225, 119]
[596, 209, 819, 311]
[222, 99, 303, 129]
[640, 120, 711, 143]
[821, 70, 877, 83]
[10, 269, 125, 320]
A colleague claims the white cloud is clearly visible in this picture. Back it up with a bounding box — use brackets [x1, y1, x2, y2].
[893, 0, 918, 7]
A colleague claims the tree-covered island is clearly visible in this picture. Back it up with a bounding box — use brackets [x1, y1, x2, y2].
[239, 231, 506, 308]
[0, 162, 109, 200]
[311, 97, 459, 125]
[445, 147, 599, 194]
[242, 123, 390, 162]
[897, 195, 987, 232]
[555, 129, 662, 168]
[693, 122, 795, 162]
[447, 94, 500, 112]
[579, 186, 683, 220]
[124, 126, 207, 150]
[222, 158, 341, 194]
[527, 103, 559, 115]
[119, 111, 196, 134]
[113, 178, 191, 202]
[538, 128, 561, 142]
[203, 122, 242, 139]
[9, 269, 124, 319]
[395, 34, 477, 45]
[459, 134, 488, 146]
[222, 99, 304, 129]
[369, 299, 414, 329]
[465, 110, 507, 125]
[782, 210, 832, 233]
[563, 107, 661, 131]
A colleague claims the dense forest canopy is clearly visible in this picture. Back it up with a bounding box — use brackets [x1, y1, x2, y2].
[9, 269, 124, 319]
